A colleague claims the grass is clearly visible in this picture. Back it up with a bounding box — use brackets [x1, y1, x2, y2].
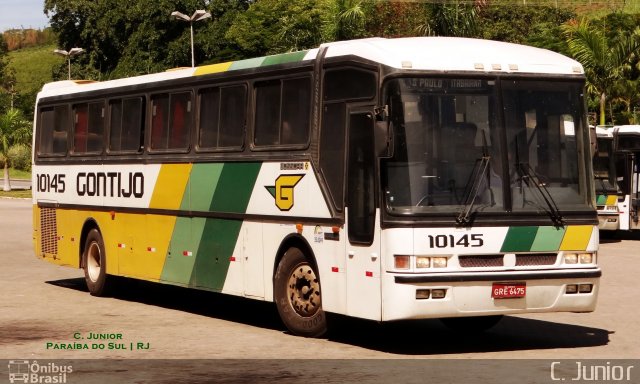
[4, 167, 31, 179]
[8, 44, 64, 95]
[0, 189, 31, 199]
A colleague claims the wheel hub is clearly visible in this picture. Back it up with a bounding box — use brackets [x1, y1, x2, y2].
[287, 264, 321, 317]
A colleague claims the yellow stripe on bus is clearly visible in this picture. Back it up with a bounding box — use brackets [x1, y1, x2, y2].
[194, 62, 233, 76]
[559, 225, 593, 251]
[606, 195, 618, 206]
[149, 164, 192, 210]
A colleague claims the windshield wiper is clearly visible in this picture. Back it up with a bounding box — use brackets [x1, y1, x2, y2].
[456, 155, 491, 226]
[516, 162, 564, 227]
[457, 132, 494, 226]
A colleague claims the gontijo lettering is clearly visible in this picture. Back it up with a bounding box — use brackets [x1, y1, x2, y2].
[77, 172, 144, 198]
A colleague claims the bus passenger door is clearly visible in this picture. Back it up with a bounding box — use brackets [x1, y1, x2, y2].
[345, 109, 382, 321]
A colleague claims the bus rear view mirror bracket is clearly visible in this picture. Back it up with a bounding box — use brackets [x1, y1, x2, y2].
[375, 120, 393, 158]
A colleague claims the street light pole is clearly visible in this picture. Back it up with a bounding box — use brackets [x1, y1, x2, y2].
[171, 10, 211, 67]
[53, 48, 85, 80]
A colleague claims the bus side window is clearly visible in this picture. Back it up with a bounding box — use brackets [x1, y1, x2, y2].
[73, 103, 88, 153]
[109, 97, 144, 153]
[254, 76, 310, 147]
[150, 94, 169, 150]
[198, 85, 246, 150]
[39, 105, 69, 156]
[169, 92, 192, 150]
[74, 101, 104, 154]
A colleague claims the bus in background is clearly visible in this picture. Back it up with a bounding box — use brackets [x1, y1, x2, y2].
[593, 126, 620, 230]
[613, 125, 640, 231]
[32, 37, 600, 337]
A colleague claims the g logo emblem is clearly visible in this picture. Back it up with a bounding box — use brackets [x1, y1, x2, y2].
[266, 174, 304, 211]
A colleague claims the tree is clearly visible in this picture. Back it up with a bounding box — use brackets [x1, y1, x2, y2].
[563, 19, 640, 126]
[0, 109, 31, 191]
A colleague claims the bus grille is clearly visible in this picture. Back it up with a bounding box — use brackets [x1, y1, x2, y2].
[40, 208, 58, 255]
[459, 255, 503, 268]
[515, 253, 557, 266]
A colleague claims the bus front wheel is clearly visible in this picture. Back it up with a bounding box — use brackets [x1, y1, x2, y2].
[83, 228, 109, 296]
[274, 247, 327, 337]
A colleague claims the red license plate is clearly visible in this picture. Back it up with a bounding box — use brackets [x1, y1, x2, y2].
[492, 282, 526, 299]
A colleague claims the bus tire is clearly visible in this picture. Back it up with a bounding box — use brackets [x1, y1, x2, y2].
[83, 228, 110, 297]
[274, 247, 327, 337]
[440, 315, 503, 332]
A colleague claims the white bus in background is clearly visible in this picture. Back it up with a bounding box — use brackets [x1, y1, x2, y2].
[593, 126, 620, 230]
[613, 125, 640, 231]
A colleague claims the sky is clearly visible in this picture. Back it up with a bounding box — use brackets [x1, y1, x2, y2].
[0, 0, 50, 32]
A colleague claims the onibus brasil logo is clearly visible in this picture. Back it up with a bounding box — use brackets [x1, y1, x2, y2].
[265, 174, 304, 211]
[8, 360, 73, 383]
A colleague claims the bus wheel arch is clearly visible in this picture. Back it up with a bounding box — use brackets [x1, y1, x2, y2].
[80, 220, 110, 296]
[273, 235, 327, 337]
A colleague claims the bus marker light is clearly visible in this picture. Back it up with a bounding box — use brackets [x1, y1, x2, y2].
[147, 247, 156, 252]
[365, 271, 373, 277]
[331, 267, 339, 273]
[564, 254, 578, 264]
[394, 255, 410, 270]
[566, 284, 578, 294]
[579, 284, 593, 293]
[296, 223, 303, 234]
[117, 243, 126, 249]
[230, 256, 236, 262]
[432, 257, 448, 268]
[332, 226, 340, 233]
[416, 256, 430, 269]
[431, 289, 447, 299]
[110, 211, 116, 220]
[183, 251, 192, 257]
[416, 289, 430, 299]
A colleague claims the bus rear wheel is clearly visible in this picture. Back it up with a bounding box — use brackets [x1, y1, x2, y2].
[83, 228, 110, 296]
[274, 247, 327, 337]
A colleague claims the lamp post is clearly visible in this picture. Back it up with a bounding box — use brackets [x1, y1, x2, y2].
[171, 10, 211, 67]
[54, 48, 85, 80]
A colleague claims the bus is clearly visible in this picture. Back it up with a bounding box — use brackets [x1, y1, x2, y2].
[612, 125, 640, 231]
[593, 126, 620, 230]
[33, 37, 601, 337]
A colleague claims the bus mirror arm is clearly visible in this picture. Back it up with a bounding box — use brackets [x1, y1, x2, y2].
[375, 120, 394, 158]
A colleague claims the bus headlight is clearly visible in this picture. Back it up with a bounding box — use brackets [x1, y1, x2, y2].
[564, 253, 578, 264]
[415, 256, 430, 269]
[432, 257, 448, 268]
[578, 253, 593, 264]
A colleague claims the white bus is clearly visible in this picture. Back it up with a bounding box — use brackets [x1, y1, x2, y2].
[33, 37, 600, 337]
[593, 126, 620, 230]
[613, 125, 640, 231]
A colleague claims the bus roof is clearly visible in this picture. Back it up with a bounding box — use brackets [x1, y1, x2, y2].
[38, 37, 583, 99]
[615, 125, 640, 135]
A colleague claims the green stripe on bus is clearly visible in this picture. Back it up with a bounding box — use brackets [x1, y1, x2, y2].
[596, 195, 606, 205]
[161, 217, 197, 285]
[210, 162, 262, 213]
[188, 163, 224, 211]
[530, 226, 566, 251]
[161, 162, 261, 289]
[189, 218, 242, 289]
[261, 51, 308, 66]
[229, 57, 265, 70]
[500, 226, 538, 252]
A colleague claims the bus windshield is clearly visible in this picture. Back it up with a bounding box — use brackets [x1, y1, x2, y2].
[382, 77, 591, 218]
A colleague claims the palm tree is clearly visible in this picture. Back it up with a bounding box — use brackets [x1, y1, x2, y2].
[0, 108, 32, 191]
[417, 0, 484, 38]
[563, 19, 640, 126]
